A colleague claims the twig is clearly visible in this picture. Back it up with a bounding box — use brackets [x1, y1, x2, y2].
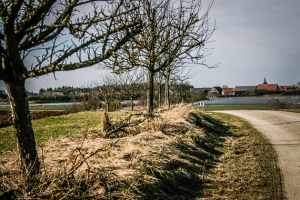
[40, 139, 120, 187]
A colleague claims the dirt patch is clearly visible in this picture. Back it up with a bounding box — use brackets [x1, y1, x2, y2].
[0, 110, 72, 128]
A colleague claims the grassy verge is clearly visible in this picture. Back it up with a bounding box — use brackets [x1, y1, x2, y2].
[200, 112, 284, 199]
[203, 104, 270, 111]
[202, 103, 300, 112]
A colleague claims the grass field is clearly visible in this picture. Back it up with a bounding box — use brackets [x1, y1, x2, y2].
[0, 105, 69, 112]
[0, 110, 131, 154]
[202, 104, 270, 111]
[202, 103, 300, 112]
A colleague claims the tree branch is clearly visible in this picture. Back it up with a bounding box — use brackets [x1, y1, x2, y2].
[26, 23, 142, 78]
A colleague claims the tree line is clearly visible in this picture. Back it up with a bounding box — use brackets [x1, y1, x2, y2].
[34, 79, 203, 111]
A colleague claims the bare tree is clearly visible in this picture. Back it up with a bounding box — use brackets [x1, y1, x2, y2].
[161, 60, 193, 109]
[97, 73, 120, 111]
[103, 0, 216, 115]
[113, 69, 144, 111]
[0, 0, 141, 180]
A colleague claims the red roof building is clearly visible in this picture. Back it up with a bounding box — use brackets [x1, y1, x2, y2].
[256, 84, 279, 91]
[52, 92, 64, 96]
[222, 88, 235, 96]
[280, 85, 296, 91]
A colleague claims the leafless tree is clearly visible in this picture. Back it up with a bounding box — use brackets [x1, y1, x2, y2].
[113, 69, 144, 111]
[0, 0, 141, 180]
[103, 0, 216, 115]
[160, 59, 193, 109]
[97, 73, 120, 111]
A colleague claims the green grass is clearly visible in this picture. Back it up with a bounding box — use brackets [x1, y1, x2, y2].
[0, 111, 131, 155]
[202, 104, 269, 111]
[202, 104, 300, 112]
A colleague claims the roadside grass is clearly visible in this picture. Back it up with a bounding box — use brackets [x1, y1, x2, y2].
[200, 112, 284, 199]
[203, 104, 270, 111]
[203, 104, 300, 113]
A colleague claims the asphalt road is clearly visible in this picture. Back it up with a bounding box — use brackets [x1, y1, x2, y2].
[217, 110, 300, 200]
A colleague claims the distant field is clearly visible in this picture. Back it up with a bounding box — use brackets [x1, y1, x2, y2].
[202, 104, 270, 111]
[202, 103, 300, 112]
[0, 105, 69, 112]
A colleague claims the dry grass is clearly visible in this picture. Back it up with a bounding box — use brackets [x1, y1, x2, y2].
[0, 105, 283, 199]
[199, 112, 284, 200]
[1, 105, 223, 199]
[100, 111, 111, 135]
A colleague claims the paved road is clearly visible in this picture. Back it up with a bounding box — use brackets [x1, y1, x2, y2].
[217, 110, 300, 200]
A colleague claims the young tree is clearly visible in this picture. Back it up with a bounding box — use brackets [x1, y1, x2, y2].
[161, 60, 193, 109]
[97, 74, 120, 112]
[104, 0, 216, 115]
[0, 0, 141, 180]
[170, 81, 193, 104]
[113, 69, 144, 111]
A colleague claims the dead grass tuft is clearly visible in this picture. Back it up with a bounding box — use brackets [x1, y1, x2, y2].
[100, 111, 111, 135]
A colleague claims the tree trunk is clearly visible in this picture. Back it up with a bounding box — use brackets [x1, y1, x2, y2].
[130, 97, 134, 111]
[5, 79, 40, 180]
[164, 73, 170, 109]
[106, 103, 109, 112]
[146, 70, 154, 115]
[158, 83, 162, 108]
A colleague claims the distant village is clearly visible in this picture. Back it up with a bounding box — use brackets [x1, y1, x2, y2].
[191, 78, 300, 100]
[1, 77, 299, 104]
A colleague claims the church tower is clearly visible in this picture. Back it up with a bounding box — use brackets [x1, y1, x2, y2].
[263, 77, 268, 84]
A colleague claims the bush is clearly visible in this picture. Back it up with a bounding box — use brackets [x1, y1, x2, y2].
[267, 99, 286, 110]
[27, 96, 40, 101]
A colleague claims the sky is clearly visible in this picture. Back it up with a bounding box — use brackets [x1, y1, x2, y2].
[1, 0, 300, 92]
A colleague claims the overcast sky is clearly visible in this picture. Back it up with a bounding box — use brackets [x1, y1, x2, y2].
[191, 0, 300, 88]
[1, 0, 300, 92]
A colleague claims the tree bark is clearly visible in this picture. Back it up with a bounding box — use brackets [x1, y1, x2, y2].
[164, 72, 170, 109]
[146, 70, 154, 115]
[106, 103, 109, 112]
[5, 79, 40, 180]
[158, 83, 162, 108]
[130, 97, 134, 111]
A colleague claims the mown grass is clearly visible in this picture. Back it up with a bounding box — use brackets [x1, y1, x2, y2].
[200, 112, 284, 199]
